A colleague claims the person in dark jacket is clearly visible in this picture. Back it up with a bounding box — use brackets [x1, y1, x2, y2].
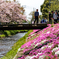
[49, 11, 52, 24]
[51, 11, 54, 24]
[34, 9, 39, 24]
[57, 11, 59, 22]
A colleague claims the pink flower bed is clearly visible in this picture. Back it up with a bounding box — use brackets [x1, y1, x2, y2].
[29, 29, 40, 36]
[18, 24, 59, 59]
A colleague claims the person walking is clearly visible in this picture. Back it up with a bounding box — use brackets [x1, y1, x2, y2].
[53, 12, 58, 24]
[34, 9, 39, 24]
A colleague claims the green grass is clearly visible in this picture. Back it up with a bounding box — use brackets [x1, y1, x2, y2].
[0, 34, 5, 38]
[4, 30, 11, 36]
[1, 30, 33, 59]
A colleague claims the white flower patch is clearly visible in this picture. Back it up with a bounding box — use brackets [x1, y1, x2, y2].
[52, 47, 59, 52]
[13, 54, 17, 59]
[31, 33, 35, 36]
[41, 46, 46, 50]
[17, 48, 21, 53]
[48, 45, 53, 48]
[48, 45, 52, 48]
[25, 55, 35, 59]
[25, 56, 32, 59]
[39, 55, 45, 59]
[17, 48, 24, 53]
[18, 48, 21, 52]
[58, 45, 59, 47]
[41, 44, 53, 50]
[41, 46, 45, 50]
[31, 43, 35, 47]
[35, 40, 47, 47]
[55, 51, 59, 55]
[36, 53, 43, 57]
[35, 43, 40, 47]
[31, 55, 37, 59]
[40, 40, 47, 44]
[46, 31, 50, 34]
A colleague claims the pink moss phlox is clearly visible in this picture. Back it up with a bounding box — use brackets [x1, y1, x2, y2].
[19, 24, 59, 59]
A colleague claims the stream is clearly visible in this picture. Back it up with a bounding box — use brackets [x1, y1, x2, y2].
[0, 32, 27, 58]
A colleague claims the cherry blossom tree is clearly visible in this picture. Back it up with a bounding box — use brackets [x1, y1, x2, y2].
[0, 0, 27, 24]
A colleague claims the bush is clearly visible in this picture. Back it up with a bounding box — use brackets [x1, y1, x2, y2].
[4, 30, 11, 36]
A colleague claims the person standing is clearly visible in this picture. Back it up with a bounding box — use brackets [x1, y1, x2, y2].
[49, 11, 52, 24]
[34, 9, 39, 24]
[51, 11, 54, 24]
[57, 11, 59, 22]
[53, 12, 58, 24]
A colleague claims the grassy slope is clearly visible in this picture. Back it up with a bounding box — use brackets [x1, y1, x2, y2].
[1, 30, 33, 59]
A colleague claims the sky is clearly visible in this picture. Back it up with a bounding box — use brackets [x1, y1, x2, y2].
[19, 0, 44, 21]
[8, 0, 44, 21]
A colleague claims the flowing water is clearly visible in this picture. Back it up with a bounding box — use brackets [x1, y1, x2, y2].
[0, 32, 27, 58]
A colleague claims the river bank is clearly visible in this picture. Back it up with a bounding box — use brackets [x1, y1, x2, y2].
[0, 30, 33, 59]
[0, 30, 28, 39]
